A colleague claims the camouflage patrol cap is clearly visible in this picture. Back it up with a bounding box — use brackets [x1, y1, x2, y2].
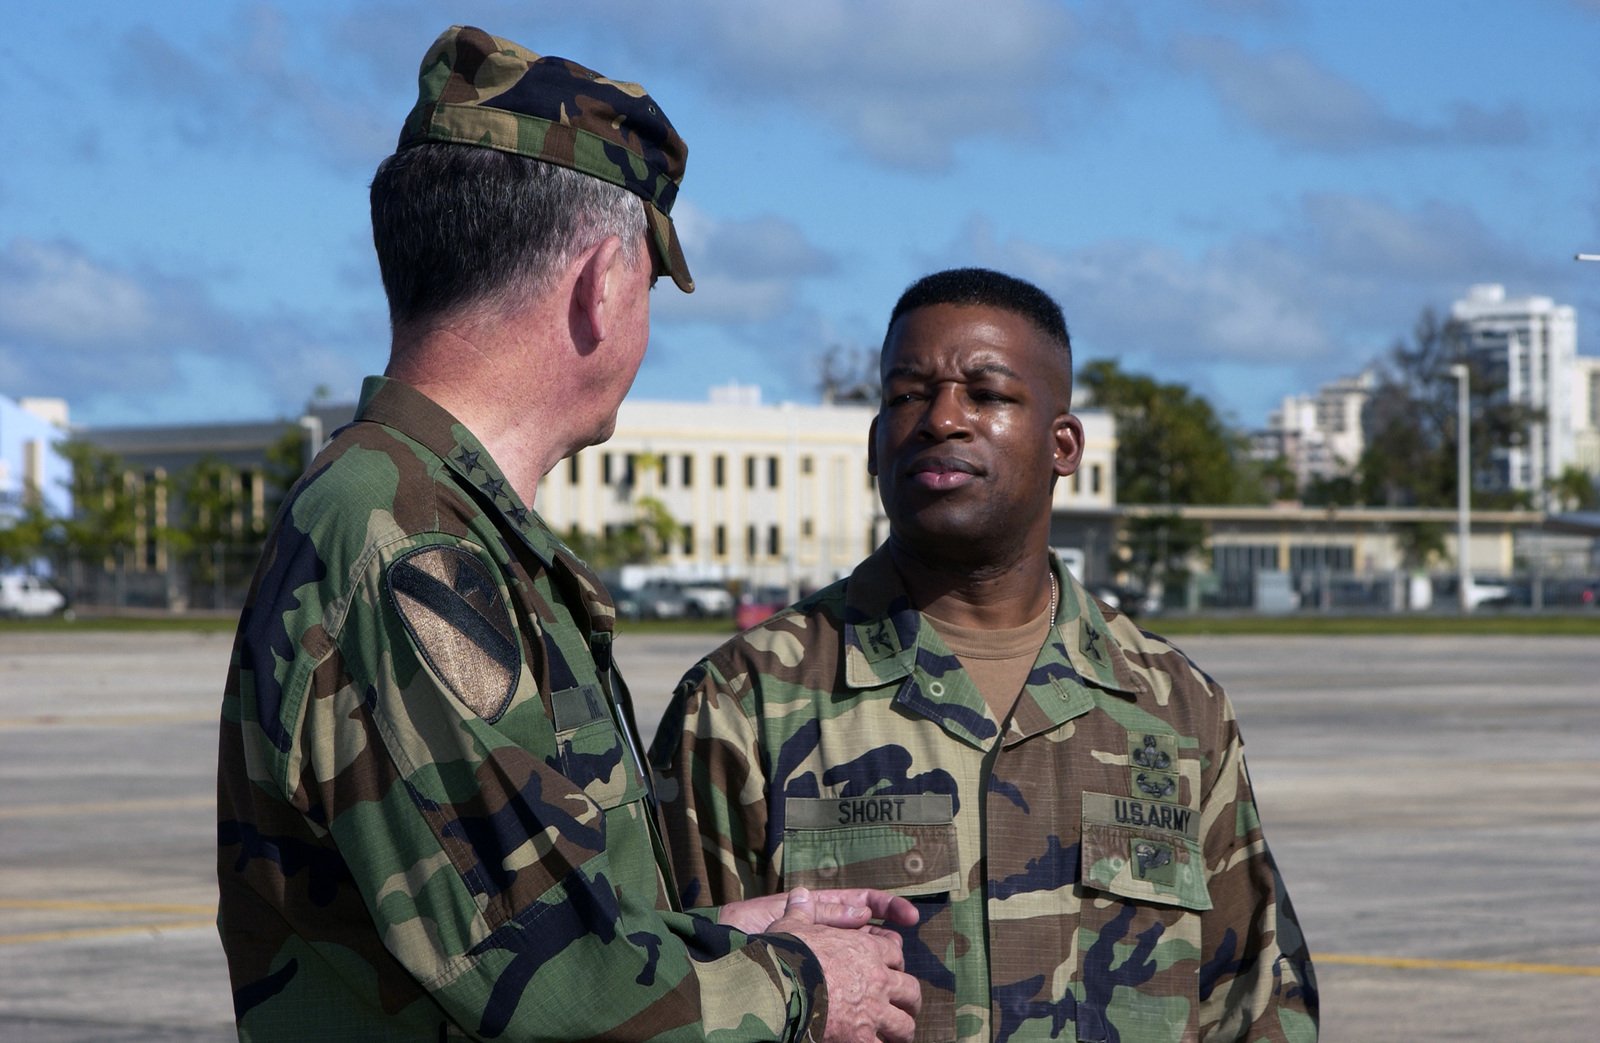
[399, 25, 694, 293]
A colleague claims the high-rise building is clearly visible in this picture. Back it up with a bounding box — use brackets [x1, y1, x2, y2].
[1450, 284, 1578, 503]
[1253, 368, 1375, 492]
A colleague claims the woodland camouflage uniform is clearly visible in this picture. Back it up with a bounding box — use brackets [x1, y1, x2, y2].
[652, 547, 1318, 1043]
[217, 378, 827, 1039]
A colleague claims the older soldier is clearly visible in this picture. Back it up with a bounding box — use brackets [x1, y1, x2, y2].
[217, 25, 919, 1042]
[652, 268, 1319, 1042]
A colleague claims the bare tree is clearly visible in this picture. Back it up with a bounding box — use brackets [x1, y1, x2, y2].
[816, 344, 880, 405]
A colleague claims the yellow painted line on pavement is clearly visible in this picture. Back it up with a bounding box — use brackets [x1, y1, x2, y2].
[0, 899, 215, 915]
[0, 898, 217, 946]
[1319, 953, 1600, 977]
[0, 795, 212, 820]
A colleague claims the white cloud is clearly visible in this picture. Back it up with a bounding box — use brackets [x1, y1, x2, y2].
[1172, 35, 1530, 152]
[0, 240, 160, 346]
[114, 11, 393, 171]
[944, 190, 1555, 423]
[598, 0, 1080, 169]
[657, 204, 836, 325]
[0, 237, 380, 425]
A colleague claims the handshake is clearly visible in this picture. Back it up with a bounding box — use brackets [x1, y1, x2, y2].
[720, 887, 923, 1043]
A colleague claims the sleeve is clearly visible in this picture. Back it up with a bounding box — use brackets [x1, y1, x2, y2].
[1195, 713, 1320, 1042]
[650, 655, 782, 909]
[288, 533, 823, 1041]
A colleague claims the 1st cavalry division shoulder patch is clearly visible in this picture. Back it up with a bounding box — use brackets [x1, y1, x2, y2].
[387, 545, 520, 721]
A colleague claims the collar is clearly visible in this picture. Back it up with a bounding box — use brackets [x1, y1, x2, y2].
[354, 375, 565, 570]
[840, 546, 1139, 748]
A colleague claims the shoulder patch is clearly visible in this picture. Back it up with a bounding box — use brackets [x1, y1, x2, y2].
[386, 545, 520, 721]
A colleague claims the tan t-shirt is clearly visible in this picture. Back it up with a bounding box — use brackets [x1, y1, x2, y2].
[922, 603, 1054, 722]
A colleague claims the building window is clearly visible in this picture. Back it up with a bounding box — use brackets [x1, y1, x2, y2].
[714, 455, 726, 488]
[801, 518, 814, 538]
[682, 524, 695, 556]
[768, 525, 781, 557]
[681, 454, 693, 487]
[746, 456, 758, 489]
[623, 454, 636, 487]
[800, 455, 814, 475]
[715, 524, 727, 557]
[602, 454, 613, 485]
[767, 456, 780, 488]
[746, 524, 758, 558]
[568, 455, 580, 484]
[657, 454, 669, 486]
[1090, 464, 1102, 494]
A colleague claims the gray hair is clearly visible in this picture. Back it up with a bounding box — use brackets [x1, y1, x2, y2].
[370, 143, 646, 329]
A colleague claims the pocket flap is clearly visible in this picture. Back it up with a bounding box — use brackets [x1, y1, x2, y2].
[1080, 792, 1212, 910]
[783, 795, 961, 896]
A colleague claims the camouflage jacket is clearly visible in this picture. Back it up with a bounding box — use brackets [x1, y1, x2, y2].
[217, 377, 826, 1041]
[651, 548, 1318, 1043]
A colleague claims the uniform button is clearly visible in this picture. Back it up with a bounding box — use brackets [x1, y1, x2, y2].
[904, 852, 925, 875]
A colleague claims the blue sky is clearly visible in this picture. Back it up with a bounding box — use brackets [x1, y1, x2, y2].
[3, 0, 1598, 431]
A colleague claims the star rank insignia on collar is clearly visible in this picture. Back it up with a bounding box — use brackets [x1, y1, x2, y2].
[508, 505, 529, 525]
[478, 476, 506, 501]
[454, 447, 482, 474]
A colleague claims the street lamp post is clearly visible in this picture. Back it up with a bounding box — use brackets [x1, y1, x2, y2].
[1449, 364, 1471, 613]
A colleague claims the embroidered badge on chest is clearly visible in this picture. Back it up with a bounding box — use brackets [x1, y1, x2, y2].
[387, 546, 520, 721]
[1129, 731, 1180, 804]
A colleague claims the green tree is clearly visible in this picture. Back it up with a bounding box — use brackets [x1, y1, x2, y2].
[564, 453, 682, 569]
[1394, 521, 1449, 572]
[263, 425, 313, 520]
[172, 457, 264, 608]
[57, 440, 146, 606]
[1077, 360, 1266, 506]
[1077, 360, 1266, 595]
[0, 501, 58, 572]
[1357, 309, 1540, 510]
[1547, 466, 1599, 512]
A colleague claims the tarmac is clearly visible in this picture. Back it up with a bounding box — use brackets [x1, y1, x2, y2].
[1, 626, 1596, 1041]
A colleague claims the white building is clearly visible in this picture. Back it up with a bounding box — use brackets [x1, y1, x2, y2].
[1255, 369, 1375, 491]
[0, 396, 72, 574]
[1450, 284, 1578, 503]
[1572, 356, 1600, 479]
[533, 384, 1118, 592]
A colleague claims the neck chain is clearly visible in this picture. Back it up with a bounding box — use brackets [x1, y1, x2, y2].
[1047, 573, 1058, 624]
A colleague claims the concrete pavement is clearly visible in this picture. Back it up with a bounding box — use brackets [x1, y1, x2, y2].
[1, 627, 1595, 1040]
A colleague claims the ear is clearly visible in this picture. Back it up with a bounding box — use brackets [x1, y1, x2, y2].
[1053, 413, 1085, 478]
[866, 415, 880, 477]
[571, 235, 626, 346]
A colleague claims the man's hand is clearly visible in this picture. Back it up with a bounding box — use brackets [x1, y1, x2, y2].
[718, 887, 919, 935]
[763, 887, 922, 1043]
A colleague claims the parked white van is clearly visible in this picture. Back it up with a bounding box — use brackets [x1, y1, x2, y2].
[0, 575, 68, 618]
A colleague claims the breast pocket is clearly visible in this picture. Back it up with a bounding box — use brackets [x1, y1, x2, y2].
[1074, 792, 1211, 1043]
[552, 684, 645, 810]
[782, 795, 961, 1043]
[780, 794, 961, 894]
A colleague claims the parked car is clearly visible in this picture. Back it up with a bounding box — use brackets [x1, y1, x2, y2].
[1090, 583, 1159, 618]
[623, 581, 689, 620]
[734, 586, 792, 630]
[0, 575, 69, 618]
[675, 582, 734, 618]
